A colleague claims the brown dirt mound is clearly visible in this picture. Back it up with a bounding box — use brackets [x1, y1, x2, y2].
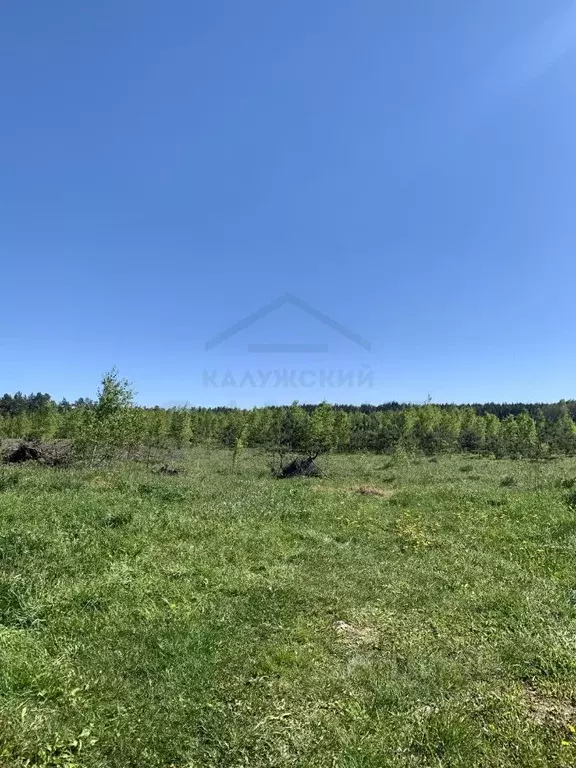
[3, 443, 42, 464]
[2, 441, 71, 467]
[524, 686, 576, 726]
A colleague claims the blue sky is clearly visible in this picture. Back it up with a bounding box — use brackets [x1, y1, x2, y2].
[1, 0, 575, 406]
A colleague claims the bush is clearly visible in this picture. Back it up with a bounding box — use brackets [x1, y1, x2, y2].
[500, 474, 516, 487]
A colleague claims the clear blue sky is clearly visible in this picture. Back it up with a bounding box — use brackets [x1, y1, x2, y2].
[1, 1, 575, 407]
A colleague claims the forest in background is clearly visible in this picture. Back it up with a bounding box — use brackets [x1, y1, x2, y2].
[0, 371, 575, 460]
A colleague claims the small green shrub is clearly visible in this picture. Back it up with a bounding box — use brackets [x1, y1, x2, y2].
[500, 474, 517, 487]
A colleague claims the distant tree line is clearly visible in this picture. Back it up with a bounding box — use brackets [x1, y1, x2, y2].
[1, 375, 575, 459]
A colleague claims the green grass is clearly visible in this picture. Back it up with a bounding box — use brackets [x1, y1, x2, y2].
[1, 450, 576, 766]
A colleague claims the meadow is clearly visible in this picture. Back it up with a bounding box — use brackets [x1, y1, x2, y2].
[1, 449, 576, 767]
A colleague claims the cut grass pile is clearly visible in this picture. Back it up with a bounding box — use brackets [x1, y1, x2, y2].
[1, 451, 576, 766]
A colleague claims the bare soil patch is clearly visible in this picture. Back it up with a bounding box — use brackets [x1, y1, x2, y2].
[524, 686, 576, 726]
[355, 485, 394, 499]
[333, 620, 379, 648]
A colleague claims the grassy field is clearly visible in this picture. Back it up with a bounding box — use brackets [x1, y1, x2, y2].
[1, 450, 576, 767]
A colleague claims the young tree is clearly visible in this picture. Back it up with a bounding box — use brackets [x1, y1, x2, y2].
[515, 412, 538, 458]
[483, 413, 503, 456]
[501, 415, 520, 458]
[413, 404, 443, 455]
[436, 408, 462, 454]
[168, 408, 191, 449]
[10, 411, 31, 439]
[232, 425, 247, 469]
[309, 402, 335, 456]
[333, 409, 350, 452]
[95, 368, 134, 419]
[73, 368, 135, 464]
[123, 407, 147, 459]
[29, 402, 58, 441]
[281, 402, 310, 453]
[145, 408, 169, 464]
[459, 408, 485, 453]
[550, 405, 576, 456]
[398, 408, 418, 453]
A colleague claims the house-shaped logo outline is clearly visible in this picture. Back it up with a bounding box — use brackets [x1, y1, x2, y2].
[205, 293, 371, 353]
